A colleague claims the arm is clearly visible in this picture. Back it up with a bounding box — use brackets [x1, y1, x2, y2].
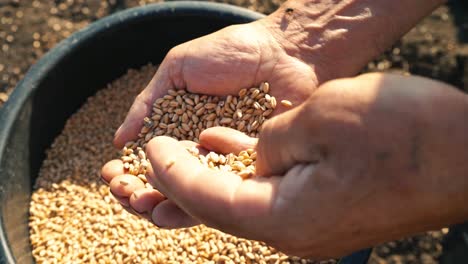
[112, 0, 445, 146]
[259, 0, 446, 82]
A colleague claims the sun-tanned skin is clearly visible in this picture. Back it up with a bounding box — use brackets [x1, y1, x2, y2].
[98, 0, 468, 260]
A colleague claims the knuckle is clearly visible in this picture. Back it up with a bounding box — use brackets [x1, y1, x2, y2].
[165, 44, 185, 61]
[134, 92, 149, 106]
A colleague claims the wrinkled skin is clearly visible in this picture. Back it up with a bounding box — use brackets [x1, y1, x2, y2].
[103, 19, 322, 239]
[103, 73, 468, 259]
[112, 21, 319, 148]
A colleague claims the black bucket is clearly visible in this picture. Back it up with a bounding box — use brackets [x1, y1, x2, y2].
[0, 2, 370, 263]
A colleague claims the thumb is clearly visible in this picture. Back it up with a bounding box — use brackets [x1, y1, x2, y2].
[199, 127, 257, 154]
[256, 103, 322, 176]
[145, 136, 279, 240]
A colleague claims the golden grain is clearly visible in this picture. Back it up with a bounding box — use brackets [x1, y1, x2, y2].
[119, 180, 129, 186]
[260, 82, 270, 93]
[270, 97, 277, 109]
[165, 159, 176, 169]
[29, 64, 333, 264]
[238, 88, 247, 97]
[281, 100, 293, 107]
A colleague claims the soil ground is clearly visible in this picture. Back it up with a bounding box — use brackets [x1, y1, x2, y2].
[1, 0, 468, 263]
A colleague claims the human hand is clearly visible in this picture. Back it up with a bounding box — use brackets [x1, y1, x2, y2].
[101, 15, 323, 225]
[112, 0, 445, 148]
[112, 19, 319, 148]
[103, 0, 447, 232]
[103, 73, 468, 259]
[102, 15, 322, 230]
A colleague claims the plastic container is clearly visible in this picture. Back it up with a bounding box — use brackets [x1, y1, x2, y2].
[0, 2, 370, 263]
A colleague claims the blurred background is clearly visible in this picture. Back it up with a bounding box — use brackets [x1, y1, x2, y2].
[1, 0, 468, 263]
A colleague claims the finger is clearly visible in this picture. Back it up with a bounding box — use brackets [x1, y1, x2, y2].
[129, 188, 166, 214]
[256, 105, 322, 176]
[152, 200, 201, 229]
[101, 159, 125, 184]
[102, 141, 205, 186]
[199, 127, 257, 154]
[113, 86, 164, 149]
[114, 56, 181, 148]
[137, 164, 200, 229]
[146, 136, 279, 239]
[109, 174, 145, 198]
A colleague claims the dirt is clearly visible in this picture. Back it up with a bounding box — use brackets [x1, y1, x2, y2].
[1, 0, 468, 263]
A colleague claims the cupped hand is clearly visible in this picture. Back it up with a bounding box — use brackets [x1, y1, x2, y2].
[101, 128, 259, 227]
[104, 73, 468, 259]
[101, 18, 318, 229]
[113, 19, 318, 148]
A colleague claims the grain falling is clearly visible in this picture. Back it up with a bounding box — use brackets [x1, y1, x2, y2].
[29, 64, 335, 264]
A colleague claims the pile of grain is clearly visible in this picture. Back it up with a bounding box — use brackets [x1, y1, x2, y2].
[29, 64, 335, 264]
[119, 79, 279, 180]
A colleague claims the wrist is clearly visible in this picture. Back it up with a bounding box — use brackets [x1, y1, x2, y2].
[259, 0, 445, 83]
